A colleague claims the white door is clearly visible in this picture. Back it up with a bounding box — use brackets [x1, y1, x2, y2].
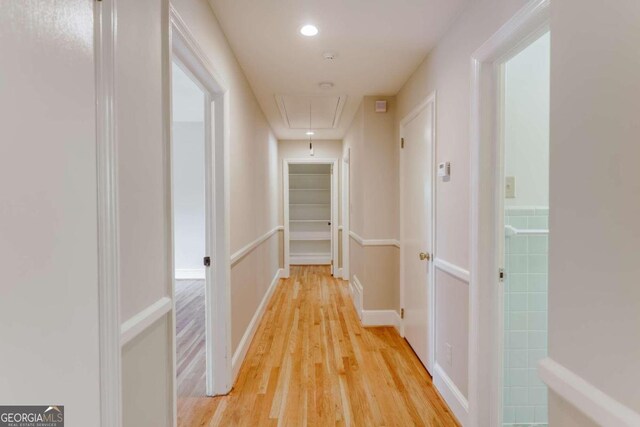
[400, 99, 435, 372]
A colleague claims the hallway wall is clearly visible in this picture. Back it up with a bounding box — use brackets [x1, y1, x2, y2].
[548, 0, 640, 424]
[117, 0, 173, 425]
[344, 96, 400, 312]
[0, 0, 101, 421]
[395, 0, 529, 421]
[119, 0, 280, 424]
[171, 0, 280, 358]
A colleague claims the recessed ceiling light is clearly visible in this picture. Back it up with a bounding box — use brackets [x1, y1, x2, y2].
[318, 82, 334, 90]
[300, 24, 318, 37]
[306, 131, 315, 136]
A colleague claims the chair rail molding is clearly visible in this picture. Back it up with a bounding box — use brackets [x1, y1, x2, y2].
[120, 297, 172, 346]
[539, 358, 640, 427]
[349, 230, 400, 248]
[433, 257, 470, 283]
[231, 226, 283, 265]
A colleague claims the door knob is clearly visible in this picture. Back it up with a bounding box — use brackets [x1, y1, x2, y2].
[419, 252, 430, 261]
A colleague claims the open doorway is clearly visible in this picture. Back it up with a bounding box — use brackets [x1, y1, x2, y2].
[172, 61, 208, 401]
[170, 12, 233, 420]
[499, 31, 550, 427]
[468, 2, 549, 425]
[283, 159, 339, 277]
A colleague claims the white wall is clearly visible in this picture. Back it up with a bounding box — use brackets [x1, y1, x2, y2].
[504, 32, 550, 208]
[171, 0, 280, 355]
[396, 0, 529, 419]
[117, 0, 173, 425]
[548, 0, 640, 424]
[173, 122, 206, 275]
[172, 63, 206, 277]
[343, 96, 400, 311]
[0, 1, 101, 423]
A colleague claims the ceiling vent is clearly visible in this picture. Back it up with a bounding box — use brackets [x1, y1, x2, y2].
[375, 100, 387, 113]
[275, 95, 347, 129]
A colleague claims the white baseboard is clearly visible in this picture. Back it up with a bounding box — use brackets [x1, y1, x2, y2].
[361, 309, 401, 332]
[349, 276, 363, 320]
[433, 363, 469, 426]
[231, 268, 282, 380]
[290, 255, 331, 265]
[175, 268, 205, 280]
[336, 267, 343, 279]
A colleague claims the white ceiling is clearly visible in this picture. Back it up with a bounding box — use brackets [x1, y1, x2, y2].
[208, 0, 470, 140]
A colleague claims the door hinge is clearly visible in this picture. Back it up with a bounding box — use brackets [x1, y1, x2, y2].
[499, 268, 505, 282]
[204, 256, 211, 267]
[400, 137, 405, 149]
[401, 308, 405, 319]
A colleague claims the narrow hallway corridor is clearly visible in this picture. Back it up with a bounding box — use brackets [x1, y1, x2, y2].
[179, 266, 459, 426]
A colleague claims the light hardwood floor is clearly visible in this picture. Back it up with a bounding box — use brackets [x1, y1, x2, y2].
[178, 265, 459, 426]
[176, 279, 206, 400]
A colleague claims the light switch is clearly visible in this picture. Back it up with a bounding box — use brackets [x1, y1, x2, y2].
[505, 176, 516, 198]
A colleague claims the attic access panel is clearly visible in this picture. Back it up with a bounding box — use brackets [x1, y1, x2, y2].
[275, 95, 347, 129]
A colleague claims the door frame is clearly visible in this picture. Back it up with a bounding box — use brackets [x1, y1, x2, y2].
[283, 157, 339, 278]
[468, 1, 549, 425]
[399, 91, 437, 373]
[342, 149, 350, 280]
[170, 6, 233, 407]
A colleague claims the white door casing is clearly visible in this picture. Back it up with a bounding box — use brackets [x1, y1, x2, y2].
[469, 1, 549, 425]
[400, 93, 436, 373]
[171, 6, 233, 408]
[283, 158, 339, 276]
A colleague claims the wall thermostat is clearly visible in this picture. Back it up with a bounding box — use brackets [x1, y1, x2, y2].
[438, 162, 451, 179]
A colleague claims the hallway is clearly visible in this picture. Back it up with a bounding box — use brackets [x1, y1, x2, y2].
[179, 266, 459, 426]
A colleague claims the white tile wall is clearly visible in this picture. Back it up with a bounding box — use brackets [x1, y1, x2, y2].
[503, 207, 548, 427]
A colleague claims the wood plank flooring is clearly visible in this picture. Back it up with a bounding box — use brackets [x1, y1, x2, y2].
[177, 265, 460, 426]
[176, 279, 206, 401]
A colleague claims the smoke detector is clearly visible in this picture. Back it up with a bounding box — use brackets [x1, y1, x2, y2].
[318, 82, 334, 90]
[322, 51, 337, 61]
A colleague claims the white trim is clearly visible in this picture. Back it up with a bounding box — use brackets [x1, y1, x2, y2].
[283, 158, 339, 277]
[341, 153, 350, 279]
[349, 231, 400, 248]
[361, 310, 401, 332]
[175, 268, 206, 280]
[349, 276, 363, 320]
[95, 0, 121, 424]
[539, 358, 640, 427]
[504, 225, 548, 236]
[468, 1, 550, 426]
[434, 363, 469, 426]
[231, 226, 283, 266]
[232, 268, 282, 380]
[336, 267, 343, 279]
[399, 91, 437, 372]
[290, 254, 331, 265]
[120, 297, 173, 346]
[171, 6, 233, 401]
[433, 258, 470, 283]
